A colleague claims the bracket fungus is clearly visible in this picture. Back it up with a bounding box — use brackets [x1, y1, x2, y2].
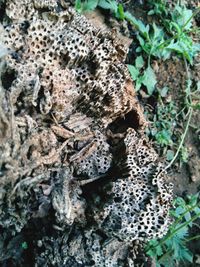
[0, 1, 173, 266]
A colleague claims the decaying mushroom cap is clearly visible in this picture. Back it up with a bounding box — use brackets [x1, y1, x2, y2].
[0, 0, 173, 266]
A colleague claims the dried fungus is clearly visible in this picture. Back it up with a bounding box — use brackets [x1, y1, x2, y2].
[0, 1, 173, 266]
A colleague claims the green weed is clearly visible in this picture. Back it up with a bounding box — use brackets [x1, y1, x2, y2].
[145, 96, 178, 160]
[145, 193, 200, 266]
[148, 1, 200, 64]
[75, 0, 99, 13]
[75, 0, 125, 18]
[127, 56, 157, 94]
[21, 241, 28, 250]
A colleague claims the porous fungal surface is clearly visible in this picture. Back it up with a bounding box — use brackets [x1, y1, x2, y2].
[0, 1, 173, 266]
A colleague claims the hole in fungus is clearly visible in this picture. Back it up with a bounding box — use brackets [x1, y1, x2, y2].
[1, 68, 16, 90]
[108, 109, 140, 134]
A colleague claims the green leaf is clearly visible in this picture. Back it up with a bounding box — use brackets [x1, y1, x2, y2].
[172, 5, 193, 30]
[166, 150, 174, 161]
[167, 41, 183, 53]
[117, 4, 125, 20]
[165, 230, 192, 262]
[155, 245, 163, 257]
[174, 197, 186, 206]
[75, 0, 82, 12]
[160, 48, 171, 60]
[98, 0, 118, 14]
[174, 206, 185, 216]
[194, 207, 200, 215]
[148, 10, 155, 16]
[21, 241, 28, 250]
[127, 64, 139, 81]
[181, 248, 193, 262]
[167, 233, 192, 263]
[180, 146, 189, 163]
[174, 224, 189, 239]
[171, 21, 182, 35]
[141, 66, 157, 95]
[184, 212, 192, 227]
[137, 35, 145, 48]
[136, 46, 142, 53]
[156, 129, 172, 146]
[135, 56, 144, 69]
[151, 127, 157, 136]
[146, 239, 163, 257]
[152, 23, 163, 40]
[75, 0, 99, 12]
[84, 0, 99, 11]
[136, 75, 145, 91]
[146, 249, 156, 258]
[124, 11, 149, 37]
[187, 193, 199, 206]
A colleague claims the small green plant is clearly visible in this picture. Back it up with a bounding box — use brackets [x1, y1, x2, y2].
[164, 59, 200, 170]
[75, 0, 125, 19]
[145, 94, 177, 159]
[98, 0, 125, 20]
[21, 241, 28, 250]
[148, 0, 168, 17]
[148, 2, 200, 64]
[145, 193, 200, 266]
[127, 56, 157, 94]
[75, 0, 99, 13]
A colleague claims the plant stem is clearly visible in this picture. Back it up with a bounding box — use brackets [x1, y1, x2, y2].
[157, 7, 200, 51]
[185, 234, 200, 243]
[170, 202, 200, 229]
[171, 211, 200, 237]
[165, 107, 192, 170]
[157, 248, 173, 264]
[145, 203, 199, 253]
[146, 211, 200, 253]
[165, 56, 193, 170]
[182, 7, 200, 30]
[156, 33, 180, 49]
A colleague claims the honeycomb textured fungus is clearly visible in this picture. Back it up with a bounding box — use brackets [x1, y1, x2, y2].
[0, 1, 173, 266]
